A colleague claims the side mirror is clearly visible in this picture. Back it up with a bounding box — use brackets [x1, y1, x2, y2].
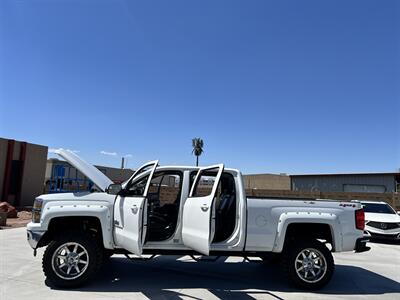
[106, 183, 122, 195]
[397, 211, 400, 215]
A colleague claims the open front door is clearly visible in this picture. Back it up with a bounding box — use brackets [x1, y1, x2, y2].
[113, 160, 158, 255]
[182, 164, 224, 255]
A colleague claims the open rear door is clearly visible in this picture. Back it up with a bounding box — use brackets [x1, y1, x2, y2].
[182, 164, 224, 255]
[113, 160, 158, 255]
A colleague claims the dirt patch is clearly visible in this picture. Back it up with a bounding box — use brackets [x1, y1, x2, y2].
[0, 211, 32, 229]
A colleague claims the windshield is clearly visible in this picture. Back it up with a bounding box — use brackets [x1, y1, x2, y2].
[361, 203, 396, 214]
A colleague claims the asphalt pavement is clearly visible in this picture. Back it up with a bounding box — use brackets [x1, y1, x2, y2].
[1, 227, 399, 299]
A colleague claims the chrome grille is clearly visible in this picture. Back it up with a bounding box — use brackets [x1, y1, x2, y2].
[367, 221, 399, 230]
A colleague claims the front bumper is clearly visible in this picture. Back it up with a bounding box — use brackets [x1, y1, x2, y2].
[354, 237, 370, 253]
[364, 226, 400, 240]
[27, 229, 46, 249]
[365, 231, 400, 240]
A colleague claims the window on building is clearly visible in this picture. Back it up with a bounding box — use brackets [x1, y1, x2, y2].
[343, 184, 386, 193]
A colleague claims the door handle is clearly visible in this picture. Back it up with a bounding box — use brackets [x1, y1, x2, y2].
[131, 205, 138, 214]
[201, 204, 209, 212]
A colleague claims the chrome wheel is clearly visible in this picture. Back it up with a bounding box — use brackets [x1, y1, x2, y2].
[51, 242, 89, 280]
[295, 248, 327, 283]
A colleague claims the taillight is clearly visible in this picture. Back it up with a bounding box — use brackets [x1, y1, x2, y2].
[355, 209, 365, 230]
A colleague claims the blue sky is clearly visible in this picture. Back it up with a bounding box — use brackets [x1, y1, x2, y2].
[0, 0, 399, 174]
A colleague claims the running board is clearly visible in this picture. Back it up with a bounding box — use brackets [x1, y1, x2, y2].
[124, 254, 156, 261]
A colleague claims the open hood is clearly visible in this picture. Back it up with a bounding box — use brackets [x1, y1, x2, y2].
[52, 149, 113, 192]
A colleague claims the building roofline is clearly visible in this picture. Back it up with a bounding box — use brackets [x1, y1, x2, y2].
[0, 137, 48, 148]
[290, 172, 400, 177]
[45, 158, 400, 177]
[243, 173, 289, 177]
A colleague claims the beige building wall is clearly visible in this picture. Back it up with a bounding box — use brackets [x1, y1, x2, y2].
[243, 173, 290, 190]
[0, 138, 48, 207]
[20, 143, 48, 206]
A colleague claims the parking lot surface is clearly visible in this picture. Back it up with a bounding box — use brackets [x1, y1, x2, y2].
[1, 227, 399, 300]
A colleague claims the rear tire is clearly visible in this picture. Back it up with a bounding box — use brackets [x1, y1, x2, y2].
[43, 231, 103, 288]
[282, 239, 334, 290]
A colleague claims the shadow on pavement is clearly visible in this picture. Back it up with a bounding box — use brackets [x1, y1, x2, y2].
[369, 239, 400, 245]
[52, 256, 400, 299]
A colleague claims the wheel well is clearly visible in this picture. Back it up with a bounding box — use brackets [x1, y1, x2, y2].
[38, 216, 103, 248]
[283, 223, 334, 250]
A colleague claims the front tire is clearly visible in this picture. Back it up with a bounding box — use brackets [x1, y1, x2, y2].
[42, 231, 103, 288]
[282, 239, 334, 290]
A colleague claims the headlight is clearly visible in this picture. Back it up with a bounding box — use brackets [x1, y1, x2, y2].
[33, 198, 43, 210]
[32, 199, 43, 223]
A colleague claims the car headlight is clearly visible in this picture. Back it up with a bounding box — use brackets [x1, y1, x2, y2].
[32, 198, 43, 223]
[33, 198, 43, 210]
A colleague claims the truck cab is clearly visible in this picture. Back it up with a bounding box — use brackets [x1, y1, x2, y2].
[110, 161, 247, 256]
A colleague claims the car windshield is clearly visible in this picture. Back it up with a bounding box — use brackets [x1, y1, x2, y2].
[361, 203, 396, 214]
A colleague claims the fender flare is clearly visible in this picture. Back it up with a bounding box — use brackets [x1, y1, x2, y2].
[272, 212, 341, 253]
[40, 201, 113, 249]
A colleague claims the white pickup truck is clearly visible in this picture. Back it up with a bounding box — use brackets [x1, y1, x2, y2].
[27, 150, 369, 290]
